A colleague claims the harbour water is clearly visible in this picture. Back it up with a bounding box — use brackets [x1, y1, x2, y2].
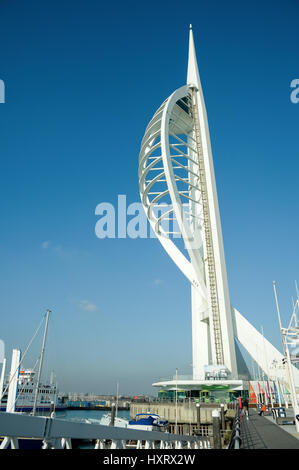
[53, 409, 131, 449]
[55, 408, 130, 423]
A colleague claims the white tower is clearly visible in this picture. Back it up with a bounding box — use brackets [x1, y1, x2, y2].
[138, 26, 299, 389]
[187, 26, 238, 379]
[139, 26, 237, 380]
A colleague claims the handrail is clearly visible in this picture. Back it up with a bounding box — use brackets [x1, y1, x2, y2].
[228, 403, 242, 449]
[0, 412, 208, 450]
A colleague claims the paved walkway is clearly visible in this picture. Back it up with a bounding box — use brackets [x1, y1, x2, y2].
[240, 409, 299, 449]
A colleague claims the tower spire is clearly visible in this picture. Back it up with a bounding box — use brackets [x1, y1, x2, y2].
[187, 25, 200, 87]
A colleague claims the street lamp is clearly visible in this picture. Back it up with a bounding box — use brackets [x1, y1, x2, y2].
[175, 368, 178, 434]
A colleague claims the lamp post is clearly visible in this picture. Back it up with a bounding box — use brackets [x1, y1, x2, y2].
[188, 396, 191, 435]
[175, 368, 178, 434]
[196, 402, 201, 430]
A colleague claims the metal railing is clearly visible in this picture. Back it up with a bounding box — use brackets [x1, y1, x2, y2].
[155, 374, 194, 381]
[132, 397, 235, 405]
[0, 412, 210, 450]
[227, 404, 241, 449]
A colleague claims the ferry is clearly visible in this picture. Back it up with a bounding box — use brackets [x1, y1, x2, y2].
[0, 369, 66, 413]
[0, 311, 66, 414]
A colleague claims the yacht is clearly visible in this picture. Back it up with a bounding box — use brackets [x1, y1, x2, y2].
[127, 413, 169, 432]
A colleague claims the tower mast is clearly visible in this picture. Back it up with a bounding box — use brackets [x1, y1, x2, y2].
[187, 26, 237, 376]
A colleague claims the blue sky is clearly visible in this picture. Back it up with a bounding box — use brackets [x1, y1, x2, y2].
[0, 0, 298, 395]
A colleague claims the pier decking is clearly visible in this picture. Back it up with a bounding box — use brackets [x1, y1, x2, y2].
[240, 409, 299, 449]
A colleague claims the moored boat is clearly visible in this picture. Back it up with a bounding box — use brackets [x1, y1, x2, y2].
[87, 413, 129, 428]
[127, 413, 169, 432]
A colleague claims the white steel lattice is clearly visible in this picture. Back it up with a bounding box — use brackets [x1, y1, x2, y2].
[139, 84, 223, 364]
[139, 87, 206, 298]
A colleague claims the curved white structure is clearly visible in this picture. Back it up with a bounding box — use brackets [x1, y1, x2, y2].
[139, 26, 299, 389]
[139, 26, 237, 380]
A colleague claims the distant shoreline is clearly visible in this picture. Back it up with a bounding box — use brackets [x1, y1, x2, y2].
[64, 406, 129, 411]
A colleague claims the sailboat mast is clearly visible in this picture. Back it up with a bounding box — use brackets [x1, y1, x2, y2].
[32, 309, 51, 416]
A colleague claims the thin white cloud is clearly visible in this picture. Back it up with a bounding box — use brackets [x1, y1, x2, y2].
[79, 300, 98, 312]
[41, 241, 89, 259]
[153, 279, 164, 286]
[53, 244, 63, 253]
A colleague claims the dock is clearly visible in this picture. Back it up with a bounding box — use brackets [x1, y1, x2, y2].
[1, 405, 299, 449]
[239, 408, 299, 449]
